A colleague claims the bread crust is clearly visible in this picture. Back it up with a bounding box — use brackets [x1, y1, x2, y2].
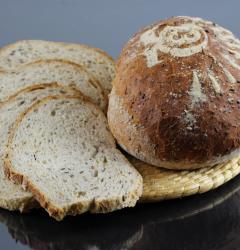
[5, 95, 142, 220]
[0, 84, 84, 212]
[0, 40, 115, 67]
[0, 40, 116, 93]
[109, 16, 240, 169]
[0, 191, 37, 213]
[0, 59, 108, 112]
[108, 89, 240, 169]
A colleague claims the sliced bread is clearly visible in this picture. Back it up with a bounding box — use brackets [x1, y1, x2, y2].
[0, 59, 107, 111]
[5, 96, 143, 220]
[0, 84, 80, 212]
[0, 40, 115, 93]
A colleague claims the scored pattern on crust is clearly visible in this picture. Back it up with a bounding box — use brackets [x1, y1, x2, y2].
[112, 16, 240, 167]
[138, 17, 240, 79]
[127, 16, 240, 102]
[140, 22, 208, 65]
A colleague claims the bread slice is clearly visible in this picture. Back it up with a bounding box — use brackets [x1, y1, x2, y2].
[0, 84, 81, 212]
[0, 40, 115, 93]
[5, 96, 142, 220]
[0, 59, 107, 111]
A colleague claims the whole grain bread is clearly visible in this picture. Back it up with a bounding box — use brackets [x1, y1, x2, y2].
[5, 96, 142, 220]
[108, 16, 240, 169]
[0, 83, 80, 212]
[0, 59, 107, 111]
[0, 40, 115, 93]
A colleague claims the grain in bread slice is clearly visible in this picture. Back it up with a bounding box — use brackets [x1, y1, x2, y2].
[4, 96, 143, 220]
[0, 59, 107, 111]
[0, 40, 115, 93]
[0, 83, 81, 212]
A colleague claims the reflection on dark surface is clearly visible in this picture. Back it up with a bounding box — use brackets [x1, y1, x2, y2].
[1, 175, 240, 250]
[0, 209, 143, 250]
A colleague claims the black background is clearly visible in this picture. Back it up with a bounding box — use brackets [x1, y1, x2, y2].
[1, 1, 240, 249]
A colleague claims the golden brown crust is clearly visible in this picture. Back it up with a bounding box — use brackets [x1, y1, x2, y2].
[108, 89, 240, 169]
[4, 95, 84, 220]
[31, 59, 109, 112]
[5, 157, 71, 220]
[0, 82, 82, 107]
[0, 85, 83, 213]
[0, 40, 115, 66]
[4, 95, 142, 220]
[110, 16, 240, 169]
[12, 58, 107, 101]
[2, 162, 38, 212]
[0, 59, 108, 112]
[0, 40, 116, 94]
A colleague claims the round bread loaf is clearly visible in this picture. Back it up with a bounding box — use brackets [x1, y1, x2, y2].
[108, 16, 240, 170]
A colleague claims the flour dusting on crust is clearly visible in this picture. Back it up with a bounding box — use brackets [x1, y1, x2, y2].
[140, 22, 208, 67]
[113, 16, 240, 168]
[189, 70, 207, 107]
[208, 70, 222, 94]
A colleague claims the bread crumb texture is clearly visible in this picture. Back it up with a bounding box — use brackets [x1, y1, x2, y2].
[6, 97, 142, 220]
[0, 85, 80, 211]
[0, 40, 115, 93]
[0, 60, 107, 110]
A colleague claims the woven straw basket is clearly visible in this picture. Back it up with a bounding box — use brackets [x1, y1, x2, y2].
[127, 156, 240, 202]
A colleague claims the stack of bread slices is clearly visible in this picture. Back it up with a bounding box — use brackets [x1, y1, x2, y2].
[0, 40, 142, 221]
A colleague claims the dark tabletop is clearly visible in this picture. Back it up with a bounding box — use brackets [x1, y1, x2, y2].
[1, 0, 240, 249]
